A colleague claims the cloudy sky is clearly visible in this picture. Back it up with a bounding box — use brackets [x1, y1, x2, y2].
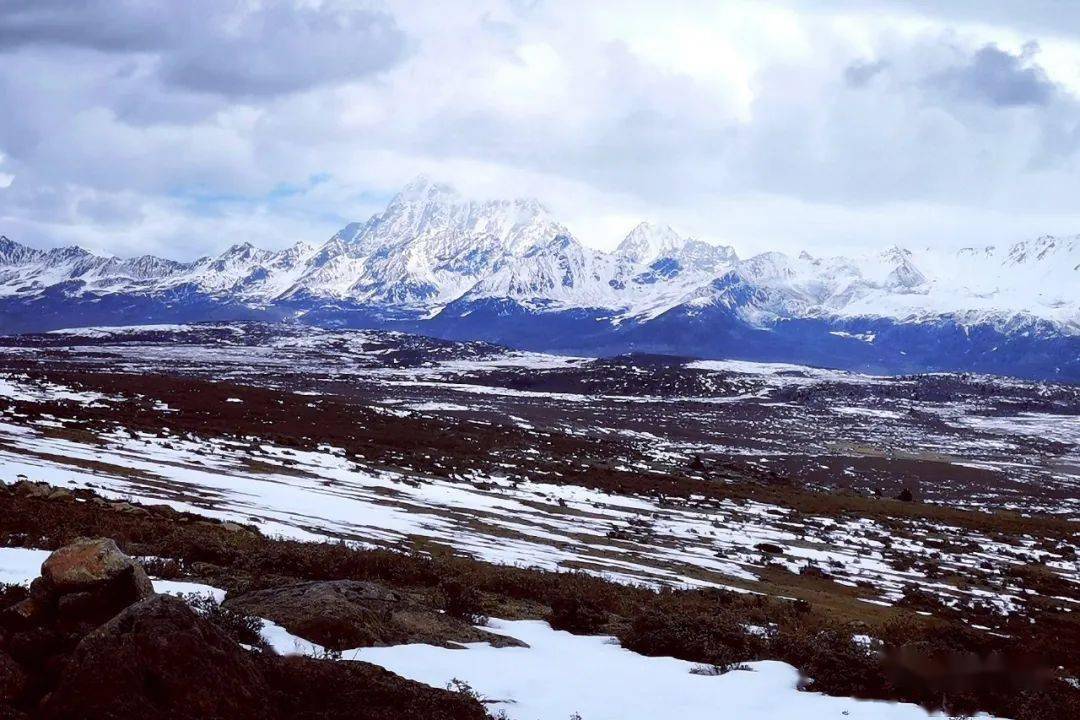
[2, 0, 1080, 260]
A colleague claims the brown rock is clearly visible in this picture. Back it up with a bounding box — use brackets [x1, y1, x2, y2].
[55, 591, 102, 618]
[0, 648, 26, 702]
[259, 654, 488, 720]
[224, 580, 398, 650]
[38, 595, 275, 720]
[107, 502, 148, 516]
[10, 482, 51, 499]
[1, 598, 46, 630]
[41, 538, 154, 600]
[224, 580, 520, 651]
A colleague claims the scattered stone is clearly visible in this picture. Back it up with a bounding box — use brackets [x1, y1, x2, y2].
[107, 502, 148, 516]
[9, 482, 52, 499]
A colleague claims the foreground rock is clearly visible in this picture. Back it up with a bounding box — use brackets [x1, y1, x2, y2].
[0, 650, 26, 703]
[224, 580, 521, 650]
[261, 654, 489, 720]
[41, 537, 153, 599]
[0, 537, 489, 720]
[3, 538, 155, 641]
[39, 595, 273, 720]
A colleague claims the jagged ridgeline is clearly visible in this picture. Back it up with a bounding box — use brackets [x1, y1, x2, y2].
[0, 177, 1077, 380]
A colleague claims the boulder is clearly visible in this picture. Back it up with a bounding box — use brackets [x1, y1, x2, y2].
[38, 595, 274, 720]
[0, 649, 26, 703]
[224, 580, 520, 651]
[41, 538, 154, 600]
[259, 654, 488, 720]
[224, 580, 399, 650]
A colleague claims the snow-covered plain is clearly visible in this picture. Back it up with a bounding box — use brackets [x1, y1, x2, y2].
[0, 409, 1072, 616]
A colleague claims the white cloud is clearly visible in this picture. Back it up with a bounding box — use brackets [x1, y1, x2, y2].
[1, 0, 1080, 259]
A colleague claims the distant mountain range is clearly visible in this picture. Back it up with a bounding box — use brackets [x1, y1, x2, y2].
[1, 177, 1078, 380]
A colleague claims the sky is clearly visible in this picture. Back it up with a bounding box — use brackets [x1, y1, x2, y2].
[2, 0, 1080, 260]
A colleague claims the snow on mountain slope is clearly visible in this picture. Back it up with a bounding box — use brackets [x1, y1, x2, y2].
[615, 222, 685, 265]
[298, 177, 571, 307]
[458, 233, 619, 309]
[833, 236, 1080, 329]
[0, 181, 1077, 338]
[678, 240, 1079, 331]
[156, 241, 324, 301]
[456, 221, 741, 320]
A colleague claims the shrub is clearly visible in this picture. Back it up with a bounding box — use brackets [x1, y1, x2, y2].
[548, 590, 608, 634]
[440, 579, 488, 626]
[621, 600, 750, 672]
[183, 593, 267, 650]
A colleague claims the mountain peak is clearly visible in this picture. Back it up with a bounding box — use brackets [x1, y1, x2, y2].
[389, 175, 459, 207]
[47, 245, 93, 260]
[0, 235, 42, 265]
[616, 222, 685, 265]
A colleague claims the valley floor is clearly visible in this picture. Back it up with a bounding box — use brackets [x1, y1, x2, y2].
[0, 323, 1076, 719]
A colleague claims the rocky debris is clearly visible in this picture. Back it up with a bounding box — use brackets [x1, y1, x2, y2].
[4, 480, 71, 503]
[7, 483, 52, 500]
[0, 538, 162, 714]
[105, 501, 148, 516]
[38, 595, 274, 720]
[224, 580, 521, 651]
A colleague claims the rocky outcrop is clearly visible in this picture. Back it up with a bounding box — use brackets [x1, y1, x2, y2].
[0, 650, 26, 703]
[2, 538, 156, 640]
[38, 595, 273, 720]
[41, 538, 154, 599]
[0, 538, 489, 720]
[224, 580, 398, 650]
[261, 654, 489, 720]
[224, 579, 520, 651]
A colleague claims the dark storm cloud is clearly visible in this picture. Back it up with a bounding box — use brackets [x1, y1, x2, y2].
[0, 0, 163, 52]
[0, 0, 408, 97]
[930, 43, 1058, 107]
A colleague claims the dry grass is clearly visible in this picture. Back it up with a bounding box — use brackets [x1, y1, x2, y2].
[1, 487, 1077, 719]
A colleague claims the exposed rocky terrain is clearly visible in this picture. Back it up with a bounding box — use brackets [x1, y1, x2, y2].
[0, 532, 486, 719]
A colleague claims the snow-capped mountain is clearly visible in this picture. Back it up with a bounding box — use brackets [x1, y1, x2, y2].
[0, 178, 1077, 380]
[292, 178, 570, 308]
